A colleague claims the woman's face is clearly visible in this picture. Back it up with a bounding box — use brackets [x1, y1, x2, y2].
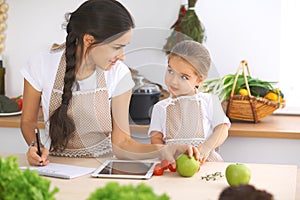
[87, 29, 132, 71]
[165, 56, 201, 98]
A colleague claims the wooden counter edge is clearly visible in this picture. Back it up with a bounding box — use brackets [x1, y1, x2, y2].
[129, 124, 300, 140]
[229, 129, 300, 139]
[2, 123, 300, 140]
[1, 115, 300, 140]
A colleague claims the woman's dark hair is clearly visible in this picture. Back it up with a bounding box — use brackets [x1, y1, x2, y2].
[49, 0, 135, 151]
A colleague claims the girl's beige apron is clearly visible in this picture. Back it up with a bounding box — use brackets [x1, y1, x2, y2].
[165, 96, 223, 161]
[49, 49, 112, 157]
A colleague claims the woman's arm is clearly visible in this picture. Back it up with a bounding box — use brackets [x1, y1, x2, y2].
[111, 90, 199, 162]
[21, 79, 49, 166]
[111, 90, 162, 158]
[198, 123, 228, 163]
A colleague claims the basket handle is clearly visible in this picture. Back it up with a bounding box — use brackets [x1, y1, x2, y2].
[230, 60, 252, 97]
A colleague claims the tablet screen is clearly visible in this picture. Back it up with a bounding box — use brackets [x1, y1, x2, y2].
[92, 160, 157, 179]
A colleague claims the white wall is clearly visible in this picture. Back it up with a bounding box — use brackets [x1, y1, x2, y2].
[5, 0, 85, 98]
[4, 0, 281, 98]
[199, 0, 281, 81]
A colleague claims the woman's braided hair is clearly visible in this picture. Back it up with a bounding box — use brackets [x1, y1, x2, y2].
[49, 0, 134, 151]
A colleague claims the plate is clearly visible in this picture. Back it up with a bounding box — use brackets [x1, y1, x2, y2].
[0, 110, 22, 116]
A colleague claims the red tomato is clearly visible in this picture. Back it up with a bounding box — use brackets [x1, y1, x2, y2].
[168, 164, 176, 172]
[17, 98, 23, 110]
[160, 159, 169, 170]
[153, 164, 164, 176]
[10, 96, 23, 111]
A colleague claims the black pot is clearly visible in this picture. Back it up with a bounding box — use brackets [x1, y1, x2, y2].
[129, 83, 161, 125]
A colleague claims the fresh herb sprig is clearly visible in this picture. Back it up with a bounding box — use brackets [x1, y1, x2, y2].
[201, 172, 224, 181]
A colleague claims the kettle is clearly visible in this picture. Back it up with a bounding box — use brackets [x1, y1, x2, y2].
[129, 75, 161, 125]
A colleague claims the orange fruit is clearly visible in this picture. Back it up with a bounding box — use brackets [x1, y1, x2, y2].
[264, 92, 278, 101]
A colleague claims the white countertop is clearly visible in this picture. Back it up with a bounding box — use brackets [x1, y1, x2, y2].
[3, 153, 298, 200]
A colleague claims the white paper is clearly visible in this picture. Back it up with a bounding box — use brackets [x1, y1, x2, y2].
[20, 163, 96, 179]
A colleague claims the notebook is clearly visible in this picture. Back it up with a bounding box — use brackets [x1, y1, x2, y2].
[20, 163, 96, 179]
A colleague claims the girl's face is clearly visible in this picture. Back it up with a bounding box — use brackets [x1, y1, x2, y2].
[86, 29, 132, 71]
[165, 56, 201, 98]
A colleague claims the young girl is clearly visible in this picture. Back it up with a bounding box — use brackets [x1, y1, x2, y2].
[21, 0, 198, 166]
[149, 40, 231, 163]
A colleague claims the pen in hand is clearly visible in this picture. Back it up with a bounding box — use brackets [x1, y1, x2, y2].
[35, 128, 42, 157]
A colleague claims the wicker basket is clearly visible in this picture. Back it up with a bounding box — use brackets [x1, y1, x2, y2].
[226, 60, 282, 123]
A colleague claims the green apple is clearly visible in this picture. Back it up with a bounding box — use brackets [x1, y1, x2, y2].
[225, 163, 251, 187]
[176, 154, 200, 177]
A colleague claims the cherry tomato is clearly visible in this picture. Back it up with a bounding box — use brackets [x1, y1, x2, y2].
[17, 98, 23, 110]
[160, 159, 169, 170]
[153, 164, 164, 176]
[168, 164, 176, 172]
[10, 96, 23, 111]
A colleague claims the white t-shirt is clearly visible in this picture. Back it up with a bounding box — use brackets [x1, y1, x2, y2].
[148, 92, 231, 141]
[20, 49, 134, 132]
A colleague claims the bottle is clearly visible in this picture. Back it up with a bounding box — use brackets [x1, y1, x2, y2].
[0, 56, 5, 95]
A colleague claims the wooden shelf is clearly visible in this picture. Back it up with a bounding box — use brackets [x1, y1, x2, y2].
[0, 108, 45, 129]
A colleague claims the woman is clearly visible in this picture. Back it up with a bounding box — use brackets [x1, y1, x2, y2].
[21, 0, 199, 166]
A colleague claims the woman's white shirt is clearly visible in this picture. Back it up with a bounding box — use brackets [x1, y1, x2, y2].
[20, 50, 134, 130]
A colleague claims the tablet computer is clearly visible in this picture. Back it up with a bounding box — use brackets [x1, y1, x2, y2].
[91, 159, 158, 179]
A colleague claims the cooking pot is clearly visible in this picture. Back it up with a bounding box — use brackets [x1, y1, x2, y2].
[129, 75, 161, 125]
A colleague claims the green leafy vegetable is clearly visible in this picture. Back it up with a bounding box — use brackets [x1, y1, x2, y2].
[87, 182, 170, 200]
[0, 156, 59, 200]
[203, 74, 275, 102]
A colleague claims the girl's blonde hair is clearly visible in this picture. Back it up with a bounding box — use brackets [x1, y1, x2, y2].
[168, 40, 211, 80]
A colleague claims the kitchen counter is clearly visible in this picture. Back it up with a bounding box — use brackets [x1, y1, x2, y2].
[0, 108, 44, 129]
[1, 112, 300, 139]
[1, 153, 298, 200]
[130, 114, 300, 139]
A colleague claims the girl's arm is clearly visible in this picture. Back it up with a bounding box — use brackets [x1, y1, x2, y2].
[21, 79, 49, 166]
[150, 131, 164, 144]
[148, 103, 164, 144]
[198, 123, 228, 163]
[111, 90, 199, 162]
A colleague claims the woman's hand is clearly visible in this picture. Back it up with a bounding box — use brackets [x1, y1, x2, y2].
[26, 146, 49, 166]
